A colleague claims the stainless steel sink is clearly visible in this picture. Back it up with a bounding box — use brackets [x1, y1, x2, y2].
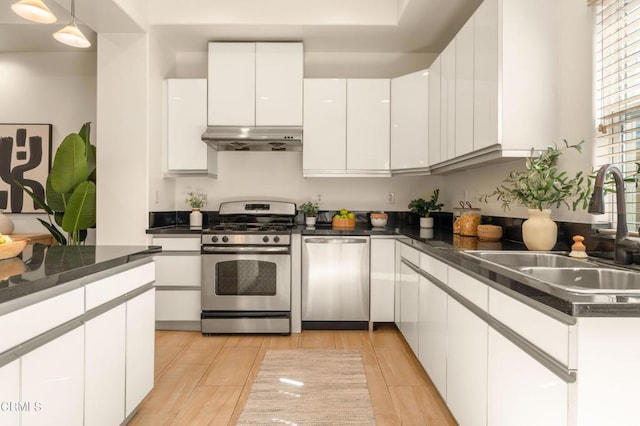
[519, 267, 640, 294]
[461, 250, 597, 269]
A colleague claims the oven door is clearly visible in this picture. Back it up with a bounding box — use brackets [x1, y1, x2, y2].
[202, 252, 291, 312]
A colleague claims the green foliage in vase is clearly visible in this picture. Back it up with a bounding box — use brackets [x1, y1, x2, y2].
[408, 189, 444, 217]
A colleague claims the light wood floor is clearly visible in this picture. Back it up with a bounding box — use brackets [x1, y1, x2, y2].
[129, 324, 456, 425]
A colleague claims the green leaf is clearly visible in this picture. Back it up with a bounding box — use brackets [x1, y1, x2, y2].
[13, 179, 53, 214]
[62, 181, 96, 233]
[36, 218, 67, 245]
[50, 133, 89, 194]
[45, 175, 67, 213]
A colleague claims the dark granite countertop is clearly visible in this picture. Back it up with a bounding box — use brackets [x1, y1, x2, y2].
[0, 244, 160, 307]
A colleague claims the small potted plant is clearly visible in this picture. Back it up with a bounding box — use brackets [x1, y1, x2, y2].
[299, 201, 319, 226]
[408, 189, 444, 228]
[478, 140, 593, 250]
[186, 191, 208, 229]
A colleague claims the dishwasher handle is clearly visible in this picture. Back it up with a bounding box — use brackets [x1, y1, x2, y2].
[304, 237, 368, 245]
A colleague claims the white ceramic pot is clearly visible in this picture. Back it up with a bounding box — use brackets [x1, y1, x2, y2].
[190, 208, 203, 230]
[305, 216, 317, 226]
[0, 211, 15, 235]
[420, 217, 434, 228]
[522, 209, 557, 251]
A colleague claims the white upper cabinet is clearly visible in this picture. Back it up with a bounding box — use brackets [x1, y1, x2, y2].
[303, 78, 390, 177]
[255, 43, 304, 126]
[208, 42, 303, 127]
[303, 78, 347, 172]
[455, 18, 475, 157]
[428, 56, 442, 165]
[391, 69, 429, 172]
[440, 38, 456, 163]
[429, 0, 558, 172]
[166, 79, 217, 176]
[347, 79, 391, 172]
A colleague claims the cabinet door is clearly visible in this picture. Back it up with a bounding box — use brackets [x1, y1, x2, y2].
[346, 79, 391, 171]
[473, 0, 499, 151]
[428, 56, 442, 165]
[125, 289, 156, 416]
[0, 359, 20, 426]
[256, 42, 303, 126]
[21, 326, 85, 426]
[208, 42, 255, 126]
[370, 238, 396, 322]
[418, 276, 447, 397]
[488, 328, 568, 426]
[394, 241, 402, 326]
[440, 40, 456, 162]
[85, 304, 126, 426]
[399, 261, 419, 354]
[166, 79, 209, 172]
[155, 253, 201, 288]
[156, 289, 201, 321]
[391, 70, 429, 170]
[447, 297, 488, 426]
[302, 79, 347, 172]
[455, 18, 474, 157]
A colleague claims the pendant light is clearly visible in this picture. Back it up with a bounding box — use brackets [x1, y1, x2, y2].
[11, 0, 57, 24]
[53, 0, 91, 48]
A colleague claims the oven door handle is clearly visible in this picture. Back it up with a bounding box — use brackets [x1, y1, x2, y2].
[201, 246, 290, 254]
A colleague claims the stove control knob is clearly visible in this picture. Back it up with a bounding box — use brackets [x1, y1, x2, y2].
[263, 236, 270, 243]
[212, 236, 219, 243]
[222, 236, 229, 243]
[273, 236, 280, 243]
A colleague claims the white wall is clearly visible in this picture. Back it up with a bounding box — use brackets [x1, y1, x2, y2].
[0, 52, 97, 233]
[168, 152, 443, 212]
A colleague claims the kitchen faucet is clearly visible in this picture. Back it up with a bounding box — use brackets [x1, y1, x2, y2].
[588, 164, 640, 264]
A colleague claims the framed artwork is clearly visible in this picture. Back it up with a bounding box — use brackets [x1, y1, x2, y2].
[0, 124, 52, 213]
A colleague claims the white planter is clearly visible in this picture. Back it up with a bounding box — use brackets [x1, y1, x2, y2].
[305, 216, 317, 226]
[189, 209, 202, 230]
[420, 217, 434, 228]
[522, 209, 557, 251]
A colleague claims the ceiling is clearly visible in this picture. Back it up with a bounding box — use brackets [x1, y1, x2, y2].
[0, 0, 483, 54]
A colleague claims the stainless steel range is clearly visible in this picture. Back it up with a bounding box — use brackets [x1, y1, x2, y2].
[201, 200, 296, 334]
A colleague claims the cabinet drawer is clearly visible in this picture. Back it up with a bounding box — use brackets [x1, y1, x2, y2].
[399, 242, 420, 266]
[0, 287, 84, 354]
[489, 288, 571, 367]
[85, 262, 156, 310]
[156, 289, 201, 321]
[419, 252, 447, 283]
[448, 267, 488, 311]
[155, 254, 201, 287]
[152, 237, 200, 251]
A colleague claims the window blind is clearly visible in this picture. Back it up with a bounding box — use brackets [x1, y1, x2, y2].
[594, 0, 640, 230]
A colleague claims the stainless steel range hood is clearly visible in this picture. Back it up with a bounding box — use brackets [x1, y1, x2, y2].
[201, 126, 303, 151]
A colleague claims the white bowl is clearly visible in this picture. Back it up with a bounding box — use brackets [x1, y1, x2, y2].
[371, 217, 387, 227]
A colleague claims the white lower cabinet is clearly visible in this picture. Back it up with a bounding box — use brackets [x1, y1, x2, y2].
[126, 288, 156, 416]
[370, 238, 395, 322]
[85, 304, 126, 426]
[21, 326, 85, 426]
[417, 275, 447, 397]
[0, 359, 20, 425]
[156, 289, 201, 321]
[488, 328, 569, 426]
[446, 297, 488, 426]
[399, 261, 420, 354]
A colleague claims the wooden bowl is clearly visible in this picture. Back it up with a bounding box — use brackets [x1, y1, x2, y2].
[332, 217, 356, 229]
[477, 225, 503, 241]
[0, 238, 28, 261]
[0, 257, 26, 280]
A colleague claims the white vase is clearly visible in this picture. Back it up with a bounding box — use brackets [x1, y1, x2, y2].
[522, 209, 557, 251]
[420, 217, 434, 228]
[305, 216, 317, 226]
[0, 211, 14, 235]
[190, 208, 203, 230]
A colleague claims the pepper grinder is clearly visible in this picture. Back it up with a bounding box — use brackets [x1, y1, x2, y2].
[569, 235, 588, 259]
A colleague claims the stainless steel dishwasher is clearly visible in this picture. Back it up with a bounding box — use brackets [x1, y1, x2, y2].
[302, 236, 370, 328]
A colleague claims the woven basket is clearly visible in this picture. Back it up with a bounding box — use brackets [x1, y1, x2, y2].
[332, 217, 356, 229]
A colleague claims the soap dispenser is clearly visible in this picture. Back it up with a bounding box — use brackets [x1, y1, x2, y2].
[569, 235, 588, 259]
